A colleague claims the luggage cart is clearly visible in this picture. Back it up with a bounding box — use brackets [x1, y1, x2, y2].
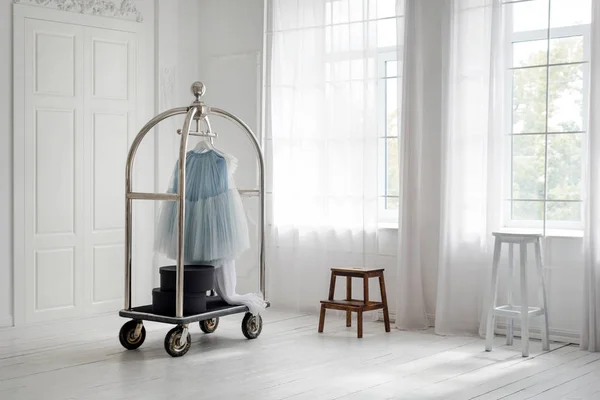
[118, 81, 269, 357]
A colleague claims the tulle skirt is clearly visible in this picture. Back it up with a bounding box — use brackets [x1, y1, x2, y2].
[155, 188, 250, 264]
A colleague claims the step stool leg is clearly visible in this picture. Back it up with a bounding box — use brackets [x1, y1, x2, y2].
[318, 305, 326, 333]
[379, 274, 391, 333]
[507, 243, 515, 346]
[486, 237, 502, 352]
[328, 272, 337, 301]
[357, 309, 363, 339]
[520, 242, 530, 357]
[346, 276, 352, 327]
[534, 238, 550, 351]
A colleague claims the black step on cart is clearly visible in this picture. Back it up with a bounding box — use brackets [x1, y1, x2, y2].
[118, 81, 269, 357]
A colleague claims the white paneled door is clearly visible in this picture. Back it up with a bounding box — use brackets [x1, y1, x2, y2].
[14, 7, 145, 324]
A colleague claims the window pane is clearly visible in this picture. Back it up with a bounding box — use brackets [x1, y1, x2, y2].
[332, 0, 349, 24]
[386, 138, 399, 196]
[547, 134, 582, 200]
[386, 77, 398, 136]
[512, 134, 545, 200]
[386, 60, 398, 77]
[512, 200, 544, 221]
[386, 196, 399, 210]
[377, 18, 396, 48]
[377, 0, 397, 18]
[513, 40, 547, 68]
[512, 67, 547, 134]
[508, 0, 549, 33]
[550, 0, 591, 29]
[348, 0, 365, 22]
[550, 36, 584, 64]
[546, 201, 582, 222]
[548, 64, 584, 132]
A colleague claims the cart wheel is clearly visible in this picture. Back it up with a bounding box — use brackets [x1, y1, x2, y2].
[241, 313, 263, 340]
[164, 326, 191, 357]
[199, 318, 219, 334]
[119, 320, 146, 350]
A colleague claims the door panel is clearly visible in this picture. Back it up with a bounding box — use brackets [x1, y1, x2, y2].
[24, 19, 84, 323]
[84, 27, 137, 315]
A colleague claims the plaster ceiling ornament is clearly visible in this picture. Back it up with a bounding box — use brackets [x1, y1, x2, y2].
[13, 0, 143, 22]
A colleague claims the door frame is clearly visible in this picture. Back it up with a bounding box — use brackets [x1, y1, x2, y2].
[13, 3, 155, 326]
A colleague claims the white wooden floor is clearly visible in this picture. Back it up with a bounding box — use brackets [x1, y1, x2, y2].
[0, 309, 597, 400]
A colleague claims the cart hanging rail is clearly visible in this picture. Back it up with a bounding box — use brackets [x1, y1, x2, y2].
[118, 81, 268, 357]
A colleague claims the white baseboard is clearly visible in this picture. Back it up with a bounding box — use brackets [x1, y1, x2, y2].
[379, 311, 580, 345]
[0, 315, 14, 328]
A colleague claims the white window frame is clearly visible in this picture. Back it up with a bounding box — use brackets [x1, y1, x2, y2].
[503, 8, 590, 232]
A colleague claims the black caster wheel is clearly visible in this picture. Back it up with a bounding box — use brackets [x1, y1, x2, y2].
[164, 326, 191, 357]
[119, 320, 146, 350]
[241, 313, 263, 340]
[199, 318, 219, 334]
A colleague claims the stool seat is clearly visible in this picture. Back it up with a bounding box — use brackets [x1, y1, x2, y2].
[318, 267, 390, 338]
[485, 231, 549, 357]
[331, 266, 385, 273]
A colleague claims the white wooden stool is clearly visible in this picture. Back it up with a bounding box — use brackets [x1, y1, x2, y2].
[485, 232, 549, 357]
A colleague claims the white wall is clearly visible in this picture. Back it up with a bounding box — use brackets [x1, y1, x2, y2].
[194, 0, 265, 294]
[0, 0, 13, 327]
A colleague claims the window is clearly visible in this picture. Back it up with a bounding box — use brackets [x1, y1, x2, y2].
[504, 0, 591, 231]
[378, 52, 401, 223]
[322, 0, 403, 225]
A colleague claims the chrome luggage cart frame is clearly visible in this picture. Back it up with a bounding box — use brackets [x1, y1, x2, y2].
[118, 82, 268, 357]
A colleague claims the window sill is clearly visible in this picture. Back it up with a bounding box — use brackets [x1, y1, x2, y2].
[378, 222, 398, 230]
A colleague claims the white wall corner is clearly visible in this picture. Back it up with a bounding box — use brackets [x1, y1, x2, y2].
[13, 0, 143, 22]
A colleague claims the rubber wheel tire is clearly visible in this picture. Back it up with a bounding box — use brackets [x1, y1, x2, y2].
[164, 326, 192, 357]
[199, 318, 219, 334]
[119, 320, 146, 350]
[241, 313, 263, 340]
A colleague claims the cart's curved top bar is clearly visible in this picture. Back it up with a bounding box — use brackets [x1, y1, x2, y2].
[124, 82, 266, 319]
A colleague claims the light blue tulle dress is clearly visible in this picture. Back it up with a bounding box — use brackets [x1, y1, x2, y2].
[154, 149, 250, 264]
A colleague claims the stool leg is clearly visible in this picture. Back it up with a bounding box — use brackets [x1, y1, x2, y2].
[379, 274, 391, 333]
[534, 239, 550, 351]
[318, 305, 326, 333]
[357, 309, 363, 338]
[328, 272, 337, 301]
[507, 243, 515, 346]
[520, 242, 530, 357]
[346, 276, 352, 327]
[485, 238, 502, 352]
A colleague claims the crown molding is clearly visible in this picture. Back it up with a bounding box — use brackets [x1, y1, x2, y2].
[13, 0, 143, 22]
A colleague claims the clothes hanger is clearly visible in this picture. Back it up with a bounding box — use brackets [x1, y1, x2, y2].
[192, 118, 222, 154]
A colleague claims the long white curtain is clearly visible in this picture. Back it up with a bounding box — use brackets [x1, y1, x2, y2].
[395, 0, 505, 334]
[266, 0, 404, 311]
[581, 2, 600, 352]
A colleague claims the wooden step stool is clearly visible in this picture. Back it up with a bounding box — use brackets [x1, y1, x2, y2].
[318, 267, 390, 338]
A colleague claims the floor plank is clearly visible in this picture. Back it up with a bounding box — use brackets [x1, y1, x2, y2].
[0, 310, 592, 400]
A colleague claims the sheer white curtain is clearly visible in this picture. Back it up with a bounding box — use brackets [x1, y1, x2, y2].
[581, 2, 600, 352]
[395, 0, 505, 334]
[265, 0, 404, 311]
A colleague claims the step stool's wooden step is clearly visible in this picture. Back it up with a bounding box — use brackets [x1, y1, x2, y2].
[320, 299, 384, 312]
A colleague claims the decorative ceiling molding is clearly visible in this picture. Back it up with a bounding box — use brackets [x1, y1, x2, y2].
[13, 0, 143, 23]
